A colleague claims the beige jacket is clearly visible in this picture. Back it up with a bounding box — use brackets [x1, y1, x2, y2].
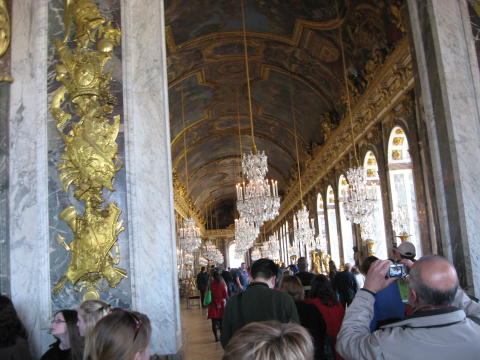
[336, 289, 480, 360]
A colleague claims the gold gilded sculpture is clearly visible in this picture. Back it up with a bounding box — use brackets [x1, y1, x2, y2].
[51, 0, 125, 300]
[320, 251, 330, 274]
[311, 250, 322, 274]
[0, 0, 12, 83]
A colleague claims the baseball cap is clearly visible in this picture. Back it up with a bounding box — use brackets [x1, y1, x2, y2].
[395, 241, 416, 258]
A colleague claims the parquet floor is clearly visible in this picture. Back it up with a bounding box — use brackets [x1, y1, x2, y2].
[179, 300, 224, 360]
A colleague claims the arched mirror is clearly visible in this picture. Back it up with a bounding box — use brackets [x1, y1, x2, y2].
[388, 127, 421, 256]
[326, 185, 340, 266]
[338, 175, 355, 264]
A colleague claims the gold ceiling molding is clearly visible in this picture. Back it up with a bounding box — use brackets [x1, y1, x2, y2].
[172, 130, 297, 170]
[165, 16, 343, 53]
[204, 229, 235, 239]
[258, 64, 336, 114]
[265, 38, 414, 233]
[172, 170, 206, 234]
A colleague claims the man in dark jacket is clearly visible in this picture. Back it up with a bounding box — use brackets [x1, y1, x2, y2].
[333, 263, 358, 306]
[196, 266, 209, 307]
[220, 258, 300, 347]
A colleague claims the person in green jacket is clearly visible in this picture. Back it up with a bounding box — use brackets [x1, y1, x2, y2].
[220, 258, 300, 348]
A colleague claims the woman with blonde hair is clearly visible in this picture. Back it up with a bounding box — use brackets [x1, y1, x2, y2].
[85, 310, 151, 360]
[223, 321, 314, 360]
[77, 300, 110, 359]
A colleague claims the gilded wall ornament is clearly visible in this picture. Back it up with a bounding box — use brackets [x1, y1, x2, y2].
[51, 0, 125, 300]
[0, 0, 12, 82]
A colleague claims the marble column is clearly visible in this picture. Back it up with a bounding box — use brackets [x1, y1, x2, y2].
[408, 0, 480, 296]
[8, 0, 52, 356]
[0, 82, 9, 295]
[121, 0, 181, 355]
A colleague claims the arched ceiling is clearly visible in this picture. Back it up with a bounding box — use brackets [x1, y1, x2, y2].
[166, 0, 405, 228]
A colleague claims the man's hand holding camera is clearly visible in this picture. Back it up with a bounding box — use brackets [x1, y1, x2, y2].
[363, 260, 398, 294]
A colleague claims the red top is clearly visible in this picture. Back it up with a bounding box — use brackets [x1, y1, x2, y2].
[207, 280, 228, 319]
[305, 298, 345, 342]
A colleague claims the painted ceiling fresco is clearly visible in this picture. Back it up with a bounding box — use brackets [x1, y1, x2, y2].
[165, 0, 406, 228]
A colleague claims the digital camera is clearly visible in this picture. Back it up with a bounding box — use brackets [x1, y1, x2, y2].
[387, 263, 407, 278]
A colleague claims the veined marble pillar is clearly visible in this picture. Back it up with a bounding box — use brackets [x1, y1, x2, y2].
[6, 0, 181, 356]
[407, 0, 480, 296]
[9, 0, 52, 356]
[121, 0, 181, 355]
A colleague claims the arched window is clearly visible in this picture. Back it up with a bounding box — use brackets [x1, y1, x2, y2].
[316, 193, 327, 251]
[338, 175, 354, 264]
[363, 151, 388, 260]
[326, 186, 340, 266]
[228, 242, 244, 268]
[388, 127, 421, 256]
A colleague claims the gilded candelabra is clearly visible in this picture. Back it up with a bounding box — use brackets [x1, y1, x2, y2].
[51, 0, 125, 300]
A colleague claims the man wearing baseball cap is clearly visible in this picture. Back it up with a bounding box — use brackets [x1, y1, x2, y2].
[393, 241, 416, 261]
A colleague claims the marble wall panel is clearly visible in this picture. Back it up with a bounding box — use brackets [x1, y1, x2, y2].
[47, 0, 131, 310]
[0, 82, 9, 295]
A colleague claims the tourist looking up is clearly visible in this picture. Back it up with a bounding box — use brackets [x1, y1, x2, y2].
[0, 295, 31, 360]
[84, 309, 151, 360]
[222, 321, 314, 360]
[41, 310, 83, 360]
[196, 266, 209, 307]
[304, 274, 345, 359]
[279, 275, 327, 360]
[333, 263, 358, 306]
[336, 256, 480, 360]
[221, 258, 299, 348]
[77, 300, 110, 360]
[208, 271, 229, 342]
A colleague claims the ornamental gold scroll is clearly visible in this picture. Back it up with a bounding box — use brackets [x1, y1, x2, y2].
[50, 0, 126, 300]
[0, 0, 12, 82]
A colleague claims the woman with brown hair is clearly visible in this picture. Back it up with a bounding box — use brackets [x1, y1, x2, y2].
[41, 310, 83, 360]
[76, 300, 110, 360]
[305, 275, 345, 359]
[85, 310, 151, 360]
[279, 275, 327, 360]
[223, 321, 314, 360]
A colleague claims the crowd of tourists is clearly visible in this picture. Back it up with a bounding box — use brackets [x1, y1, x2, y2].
[0, 297, 151, 360]
[2, 241, 480, 360]
[196, 242, 480, 360]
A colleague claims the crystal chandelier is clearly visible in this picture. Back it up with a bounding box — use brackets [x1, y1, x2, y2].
[236, 151, 280, 226]
[179, 218, 202, 253]
[337, 12, 377, 226]
[202, 240, 218, 262]
[288, 242, 299, 258]
[235, 0, 280, 227]
[184, 252, 194, 266]
[391, 205, 410, 236]
[198, 256, 208, 266]
[251, 247, 261, 261]
[294, 205, 315, 247]
[234, 217, 259, 254]
[267, 235, 280, 260]
[342, 167, 377, 224]
[178, 86, 202, 253]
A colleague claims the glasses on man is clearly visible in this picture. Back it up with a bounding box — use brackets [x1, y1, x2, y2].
[112, 308, 143, 340]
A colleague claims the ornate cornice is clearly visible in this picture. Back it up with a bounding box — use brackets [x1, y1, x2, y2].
[265, 39, 414, 233]
[172, 170, 206, 234]
[204, 229, 235, 239]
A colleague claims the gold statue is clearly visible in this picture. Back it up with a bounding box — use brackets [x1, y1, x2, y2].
[311, 250, 322, 274]
[51, 0, 125, 299]
[320, 251, 330, 275]
[0, 0, 12, 83]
